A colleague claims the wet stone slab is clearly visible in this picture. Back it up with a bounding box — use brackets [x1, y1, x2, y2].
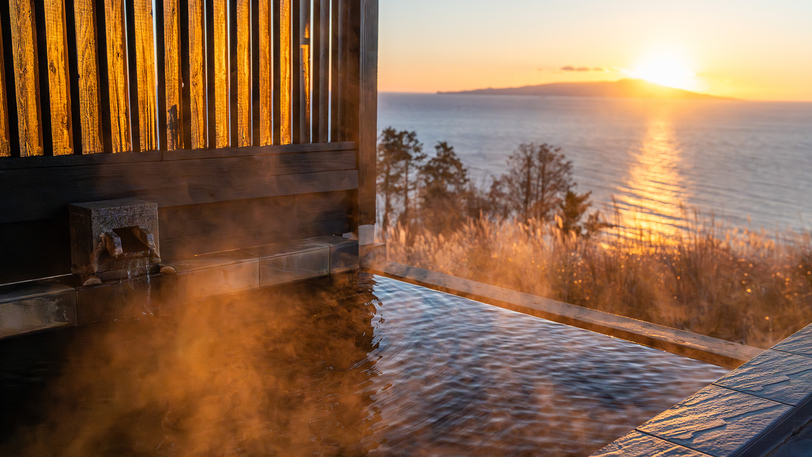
[714, 349, 812, 406]
[592, 431, 711, 456]
[637, 385, 791, 457]
[772, 324, 812, 358]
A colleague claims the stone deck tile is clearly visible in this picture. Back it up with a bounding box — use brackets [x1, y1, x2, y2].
[592, 431, 711, 456]
[637, 385, 791, 457]
[239, 240, 327, 259]
[0, 280, 77, 338]
[772, 324, 812, 358]
[714, 349, 812, 406]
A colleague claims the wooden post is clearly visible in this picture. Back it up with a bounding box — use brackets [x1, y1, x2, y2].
[312, 0, 329, 143]
[358, 0, 377, 227]
[188, 0, 206, 149]
[293, 0, 310, 144]
[9, 0, 44, 157]
[212, 0, 229, 148]
[43, 0, 73, 156]
[0, 20, 11, 157]
[133, 0, 157, 151]
[163, 0, 184, 150]
[72, 0, 103, 154]
[257, 0, 272, 145]
[236, 0, 251, 147]
[275, 0, 292, 145]
[103, 0, 132, 153]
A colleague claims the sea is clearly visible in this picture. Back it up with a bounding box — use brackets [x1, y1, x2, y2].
[378, 92, 812, 236]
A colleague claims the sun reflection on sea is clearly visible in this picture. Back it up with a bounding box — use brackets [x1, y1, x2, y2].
[614, 117, 689, 241]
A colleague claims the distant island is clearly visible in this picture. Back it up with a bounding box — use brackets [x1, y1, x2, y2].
[438, 79, 735, 101]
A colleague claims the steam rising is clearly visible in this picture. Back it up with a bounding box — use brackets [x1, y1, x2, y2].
[2, 275, 378, 456]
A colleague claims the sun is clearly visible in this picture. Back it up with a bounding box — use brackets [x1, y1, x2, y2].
[630, 55, 696, 91]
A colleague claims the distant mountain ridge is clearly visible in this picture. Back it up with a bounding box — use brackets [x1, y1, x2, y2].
[438, 79, 734, 101]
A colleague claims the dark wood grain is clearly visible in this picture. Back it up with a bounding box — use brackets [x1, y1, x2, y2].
[358, 0, 378, 225]
[312, 0, 330, 143]
[159, 190, 355, 261]
[0, 148, 359, 224]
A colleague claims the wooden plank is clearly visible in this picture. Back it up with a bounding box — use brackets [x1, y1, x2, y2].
[9, 0, 43, 157]
[0, 141, 356, 169]
[358, 0, 378, 226]
[338, 0, 360, 142]
[71, 0, 103, 154]
[133, 0, 157, 151]
[213, 0, 229, 148]
[154, 0, 168, 151]
[278, 0, 292, 144]
[312, 0, 329, 142]
[188, 0, 206, 149]
[0, 154, 359, 224]
[159, 191, 354, 261]
[103, 0, 131, 152]
[236, 0, 251, 147]
[296, 0, 311, 143]
[163, 0, 183, 150]
[43, 0, 73, 156]
[0, 20, 10, 157]
[257, 0, 272, 145]
[330, 0, 340, 141]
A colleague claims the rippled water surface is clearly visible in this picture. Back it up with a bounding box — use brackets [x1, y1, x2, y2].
[0, 274, 728, 456]
[379, 93, 812, 234]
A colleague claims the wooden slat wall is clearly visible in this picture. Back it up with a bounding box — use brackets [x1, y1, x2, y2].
[0, 0, 371, 159]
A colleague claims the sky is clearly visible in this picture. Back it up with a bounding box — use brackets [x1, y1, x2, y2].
[378, 0, 812, 101]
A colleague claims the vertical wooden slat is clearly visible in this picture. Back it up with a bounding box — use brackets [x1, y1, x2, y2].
[257, 0, 272, 145]
[212, 0, 229, 148]
[339, 0, 359, 142]
[188, 0, 206, 149]
[278, 0, 292, 145]
[329, 0, 340, 141]
[0, 20, 10, 157]
[72, 0, 103, 154]
[164, 0, 183, 150]
[358, 0, 378, 226]
[104, 0, 131, 152]
[155, 0, 168, 151]
[312, 0, 329, 142]
[133, 0, 157, 151]
[9, 0, 43, 157]
[236, 0, 252, 147]
[295, 0, 311, 144]
[43, 0, 72, 155]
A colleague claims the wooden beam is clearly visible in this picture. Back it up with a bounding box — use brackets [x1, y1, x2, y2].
[163, 0, 184, 150]
[9, 0, 43, 157]
[0, 19, 10, 157]
[133, 0, 158, 151]
[329, 0, 340, 142]
[103, 0, 131, 152]
[43, 0, 73, 156]
[212, 0, 229, 148]
[358, 0, 378, 226]
[278, 0, 292, 144]
[188, 0, 206, 149]
[0, 148, 359, 224]
[257, 0, 272, 145]
[72, 0, 103, 154]
[236, 0, 251, 147]
[312, 0, 330, 143]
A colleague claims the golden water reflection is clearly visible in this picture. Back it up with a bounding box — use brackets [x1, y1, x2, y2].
[614, 117, 689, 241]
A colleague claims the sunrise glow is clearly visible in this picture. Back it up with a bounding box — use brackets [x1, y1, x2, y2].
[629, 55, 697, 91]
